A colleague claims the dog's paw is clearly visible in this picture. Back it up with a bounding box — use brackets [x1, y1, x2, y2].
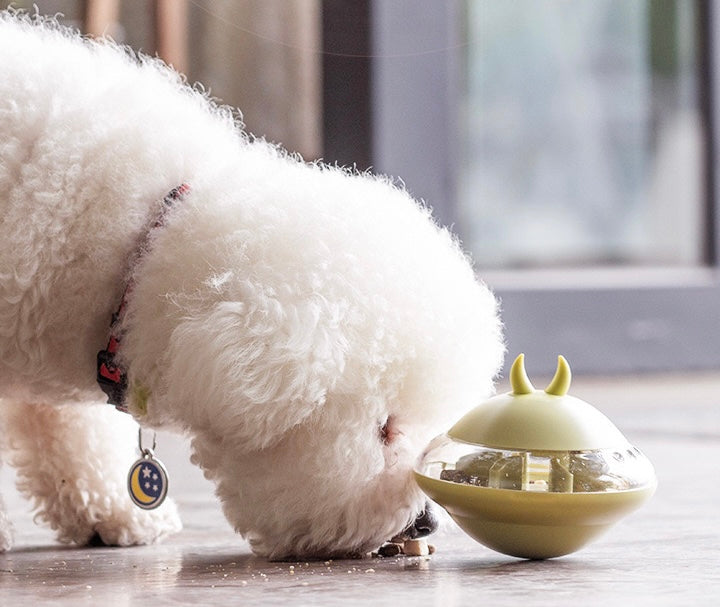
[0, 517, 13, 553]
[86, 498, 182, 547]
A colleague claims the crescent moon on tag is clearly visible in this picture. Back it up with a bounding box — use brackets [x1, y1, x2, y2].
[127, 457, 168, 509]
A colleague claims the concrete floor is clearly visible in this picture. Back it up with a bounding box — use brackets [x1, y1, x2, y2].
[1, 371, 719, 606]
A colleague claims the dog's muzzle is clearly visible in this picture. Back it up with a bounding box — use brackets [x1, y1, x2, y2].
[398, 501, 439, 540]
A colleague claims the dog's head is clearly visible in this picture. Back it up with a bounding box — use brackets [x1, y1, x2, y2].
[184, 353, 497, 560]
[189, 396, 444, 559]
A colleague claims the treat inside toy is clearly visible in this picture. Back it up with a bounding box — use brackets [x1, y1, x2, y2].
[433, 444, 653, 494]
[414, 354, 657, 559]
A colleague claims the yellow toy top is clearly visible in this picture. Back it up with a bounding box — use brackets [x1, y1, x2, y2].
[448, 354, 629, 451]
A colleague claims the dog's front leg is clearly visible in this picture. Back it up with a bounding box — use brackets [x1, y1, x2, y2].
[0, 478, 12, 552]
[0, 400, 181, 548]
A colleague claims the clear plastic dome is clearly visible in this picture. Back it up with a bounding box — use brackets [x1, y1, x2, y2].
[415, 433, 656, 494]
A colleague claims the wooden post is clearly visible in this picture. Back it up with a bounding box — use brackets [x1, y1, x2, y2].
[155, 0, 189, 74]
[83, 0, 120, 37]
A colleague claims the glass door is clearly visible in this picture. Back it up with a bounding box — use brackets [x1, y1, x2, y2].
[458, 0, 705, 269]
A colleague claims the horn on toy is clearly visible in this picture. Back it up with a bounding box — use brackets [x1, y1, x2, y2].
[510, 353, 534, 395]
[545, 355, 571, 396]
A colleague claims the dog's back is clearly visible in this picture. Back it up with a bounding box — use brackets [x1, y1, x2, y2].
[0, 14, 239, 400]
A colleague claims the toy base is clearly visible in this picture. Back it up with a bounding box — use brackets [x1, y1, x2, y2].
[415, 472, 656, 559]
[450, 516, 612, 559]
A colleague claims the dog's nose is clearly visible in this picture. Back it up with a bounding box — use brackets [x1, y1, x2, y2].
[405, 501, 439, 539]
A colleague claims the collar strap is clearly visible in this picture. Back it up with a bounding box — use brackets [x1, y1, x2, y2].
[97, 184, 190, 412]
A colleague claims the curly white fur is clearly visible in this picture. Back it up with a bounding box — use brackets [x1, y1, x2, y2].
[0, 12, 504, 559]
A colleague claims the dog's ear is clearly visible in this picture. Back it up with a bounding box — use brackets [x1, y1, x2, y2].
[163, 300, 344, 452]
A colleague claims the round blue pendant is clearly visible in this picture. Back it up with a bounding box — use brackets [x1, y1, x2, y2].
[127, 455, 169, 509]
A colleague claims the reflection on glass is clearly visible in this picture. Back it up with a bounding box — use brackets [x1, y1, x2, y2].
[458, 0, 704, 268]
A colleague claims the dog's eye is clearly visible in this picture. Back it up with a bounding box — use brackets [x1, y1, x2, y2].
[379, 415, 398, 445]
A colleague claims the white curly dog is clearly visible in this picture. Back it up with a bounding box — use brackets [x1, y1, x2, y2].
[0, 12, 503, 559]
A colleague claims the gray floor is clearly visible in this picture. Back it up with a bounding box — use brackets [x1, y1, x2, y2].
[1, 372, 719, 606]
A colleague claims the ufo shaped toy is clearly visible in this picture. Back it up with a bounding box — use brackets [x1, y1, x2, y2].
[414, 354, 656, 559]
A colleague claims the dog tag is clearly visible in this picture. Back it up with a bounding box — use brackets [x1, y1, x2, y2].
[127, 431, 169, 509]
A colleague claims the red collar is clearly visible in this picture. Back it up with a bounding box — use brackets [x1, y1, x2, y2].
[97, 184, 190, 412]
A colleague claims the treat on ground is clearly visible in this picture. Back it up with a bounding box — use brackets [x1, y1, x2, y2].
[372, 538, 435, 558]
[402, 538, 429, 556]
[377, 542, 403, 557]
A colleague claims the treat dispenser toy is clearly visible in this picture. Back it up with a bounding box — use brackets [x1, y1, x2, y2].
[414, 354, 656, 559]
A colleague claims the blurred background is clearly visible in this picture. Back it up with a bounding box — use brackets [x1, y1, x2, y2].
[3, 0, 719, 376]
